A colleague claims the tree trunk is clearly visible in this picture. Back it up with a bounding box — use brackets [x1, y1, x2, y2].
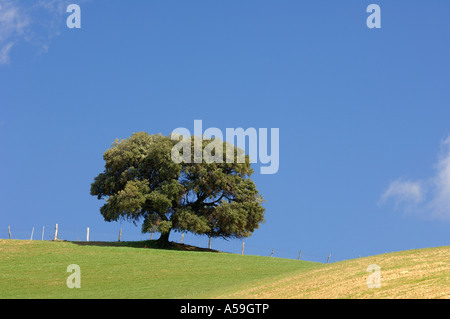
[157, 230, 171, 247]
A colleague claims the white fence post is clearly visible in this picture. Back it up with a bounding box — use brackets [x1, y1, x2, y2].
[54, 224, 58, 241]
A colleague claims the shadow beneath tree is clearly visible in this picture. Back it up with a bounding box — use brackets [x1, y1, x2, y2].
[70, 240, 221, 253]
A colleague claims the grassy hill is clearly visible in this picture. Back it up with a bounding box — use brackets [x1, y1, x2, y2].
[219, 246, 450, 299]
[0, 239, 448, 299]
[0, 239, 319, 298]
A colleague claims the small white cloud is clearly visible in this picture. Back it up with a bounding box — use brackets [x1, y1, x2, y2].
[380, 136, 450, 221]
[380, 179, 424, 207]
[0, 0, 30, 64]
[0, 41, 14, 64]
[0, 0, 81, 65]
[426, 137, 450, 220]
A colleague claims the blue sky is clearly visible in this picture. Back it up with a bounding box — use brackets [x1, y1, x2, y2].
[1, 0, 449, 262]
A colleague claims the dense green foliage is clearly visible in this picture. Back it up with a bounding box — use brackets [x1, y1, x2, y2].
[90, 133, 265, 244]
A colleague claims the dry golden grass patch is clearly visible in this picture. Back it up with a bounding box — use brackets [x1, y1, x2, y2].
[218, 247, 449, 299]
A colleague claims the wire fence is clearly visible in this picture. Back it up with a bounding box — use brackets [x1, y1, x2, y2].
[0, 225, 147, 243]
[1, 224, 354, 263]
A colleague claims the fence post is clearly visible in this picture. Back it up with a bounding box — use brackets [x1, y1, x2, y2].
[42, 226, 45, 241]
[180, 233, 184, 244]
[208, 235, 212, 249]
[86, 227, 90, 242]
[8, 226, 11, 239]
[298, 250, 302, 260]
[270, 248, 274, 257]
[30, 227, 34, 241]
[327, 253, 331, 264]
[241, 242, 245, 255]
[118, 229, 122, 242]
[54, 224, 58, 241]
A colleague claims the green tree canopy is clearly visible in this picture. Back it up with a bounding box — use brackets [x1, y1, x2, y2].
[90, 132, 265, 246]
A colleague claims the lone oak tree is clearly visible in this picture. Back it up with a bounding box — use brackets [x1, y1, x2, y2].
[90, 132, 265, 247]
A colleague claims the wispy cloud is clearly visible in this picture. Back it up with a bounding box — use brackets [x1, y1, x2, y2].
[380, 136, 450, 221]
[426, 136, 450, 220]
[0, 1, 30, 41]
[380, 179, 424, 207]
[0, 0, 73, 65]
[0, 41, 14, 64]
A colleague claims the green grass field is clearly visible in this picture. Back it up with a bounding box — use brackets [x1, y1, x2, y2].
[0, 239, 320, 298]
[0, 239, 448, 299]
